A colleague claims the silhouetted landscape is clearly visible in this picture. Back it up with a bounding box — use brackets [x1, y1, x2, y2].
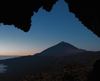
[0, 0, 100, 81]
[0, 41, 100, 81]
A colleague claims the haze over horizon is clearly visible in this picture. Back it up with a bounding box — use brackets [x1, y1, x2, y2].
[0, 0, 100, 56]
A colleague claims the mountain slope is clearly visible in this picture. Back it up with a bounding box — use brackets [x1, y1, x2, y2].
[0, 41, 100, 81]
[40, 41, 86, 56]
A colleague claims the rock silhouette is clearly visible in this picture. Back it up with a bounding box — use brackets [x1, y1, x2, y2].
[65, 0, 100, 37]
[0, 0, 57, 32]
[0, 0, 100, 37]
[88, 59, 100, 81]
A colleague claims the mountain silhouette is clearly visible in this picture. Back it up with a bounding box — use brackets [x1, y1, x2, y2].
[0, 42, 100, 81]
[40, 41, 86, 56]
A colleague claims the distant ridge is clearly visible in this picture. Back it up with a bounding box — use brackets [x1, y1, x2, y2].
[0, 42, 100, 81]
[0, 56, 19, 60]
[40, 41, 86, 56]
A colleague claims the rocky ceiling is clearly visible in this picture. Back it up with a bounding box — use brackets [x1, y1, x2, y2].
[0, 0, 100, 37]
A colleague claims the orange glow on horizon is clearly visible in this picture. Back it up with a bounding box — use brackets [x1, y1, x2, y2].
[0, 49, 39, 56]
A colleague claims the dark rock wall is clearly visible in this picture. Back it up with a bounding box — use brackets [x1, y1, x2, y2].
[0, 0, 100, 37]
[65, 0, 100, 37]
[0, 0, 58, 32]
[88, 59, 100, 81]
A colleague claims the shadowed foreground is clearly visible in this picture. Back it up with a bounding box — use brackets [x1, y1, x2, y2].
[0, 42, 100, 81]
[0, 53, 100, 81]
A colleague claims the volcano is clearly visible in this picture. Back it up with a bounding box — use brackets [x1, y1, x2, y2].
[40, 41, 86, 56]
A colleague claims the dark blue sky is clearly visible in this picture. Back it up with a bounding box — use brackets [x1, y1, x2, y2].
[0, 0, 100, 55]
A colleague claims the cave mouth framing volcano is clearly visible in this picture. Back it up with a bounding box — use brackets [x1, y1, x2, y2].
[0, 0, 100, 37]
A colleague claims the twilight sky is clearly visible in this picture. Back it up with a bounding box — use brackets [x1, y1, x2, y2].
[0, 0, 100, 56]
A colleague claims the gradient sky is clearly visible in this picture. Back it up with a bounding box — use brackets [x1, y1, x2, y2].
[0, 0, 100, 56]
